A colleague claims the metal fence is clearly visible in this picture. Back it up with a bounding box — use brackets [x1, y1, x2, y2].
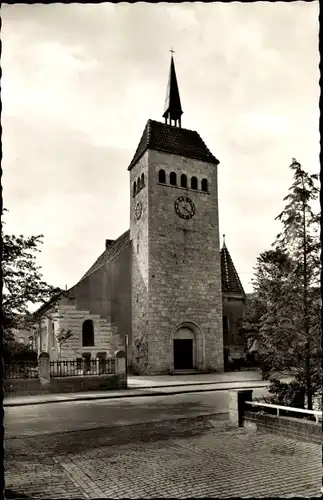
[50, 358, 116, 377]
[5, 362, 38, 379]
[245, 400, 322, 424]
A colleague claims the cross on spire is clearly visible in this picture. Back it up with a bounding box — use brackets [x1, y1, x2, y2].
[170, 47, 175, 55]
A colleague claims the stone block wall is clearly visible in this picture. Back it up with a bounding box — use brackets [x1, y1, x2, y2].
[45, 304, 117, 360]
[146, 150, 223, 373]
[223, 295, 246, 355]
[130, 152, 150, 373]
[4, 374, 126, 397]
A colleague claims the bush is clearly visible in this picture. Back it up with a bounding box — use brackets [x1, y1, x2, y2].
[127, 363, 140, 376]
[265, 378, 306, 410]
[4, 343, 38, 365]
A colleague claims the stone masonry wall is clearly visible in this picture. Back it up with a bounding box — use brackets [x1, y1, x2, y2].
[223, 295, 246, 357]
[130, 148, 223, 374]
[130, 152, 150, 373]
[147, 150, 223, 373]
[244, 411, 323, 445]
[4, 374, 126, 397]
[51, 304, 117, 360]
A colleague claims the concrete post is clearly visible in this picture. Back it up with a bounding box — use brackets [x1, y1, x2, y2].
[115, 350, 126, 375]
[38, 351, 50, 386]
[229, 389, 253, 427]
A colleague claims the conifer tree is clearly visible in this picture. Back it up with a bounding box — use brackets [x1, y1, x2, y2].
[274, 159, 320, 409]
[242, 160, 321, 409]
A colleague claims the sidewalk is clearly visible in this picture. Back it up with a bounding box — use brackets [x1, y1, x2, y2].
[4, 378, 270, 407]
[127, 370, 264, 388]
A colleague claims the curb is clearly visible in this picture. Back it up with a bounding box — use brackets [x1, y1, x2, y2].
[4, 382, 269, 407]
[128, 377, 264, 389]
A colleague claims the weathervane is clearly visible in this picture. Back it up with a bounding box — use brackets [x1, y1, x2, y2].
[170, 47, 175, 55]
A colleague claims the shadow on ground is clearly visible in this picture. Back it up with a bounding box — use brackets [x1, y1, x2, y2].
[5, 490, 30, 499]
[6, 413, 225, 458]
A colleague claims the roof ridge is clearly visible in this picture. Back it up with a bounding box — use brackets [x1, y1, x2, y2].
[79, 230, 130, 283]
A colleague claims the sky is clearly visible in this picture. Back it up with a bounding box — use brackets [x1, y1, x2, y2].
[2, 2, 320, 296]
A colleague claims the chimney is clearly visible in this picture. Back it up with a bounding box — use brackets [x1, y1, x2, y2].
[105, 239, 114, 249]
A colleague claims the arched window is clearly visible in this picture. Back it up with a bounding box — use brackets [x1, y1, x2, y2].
[137, 177, 141, 190]
[170, 172, 177, 186]
[141, 173, 145, 187]
[82, 320, 94, 347]
[181, 174, 187, 188]
[133, 181, 136, 197]
[158, 169, 166, 183]
[191, 176, 198, 190]
[201, 178, 208, 192]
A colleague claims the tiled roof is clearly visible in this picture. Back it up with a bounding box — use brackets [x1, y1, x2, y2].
[221, 243, 245, 296]
[128, 120, 219, 170]
[80, 230, 130, 282]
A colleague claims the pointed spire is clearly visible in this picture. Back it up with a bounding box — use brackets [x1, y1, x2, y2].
[220, 238, 245, 296]
[163, 51, 183, 127]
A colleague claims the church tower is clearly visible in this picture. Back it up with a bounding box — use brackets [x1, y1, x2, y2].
[129, 55, 224, 374]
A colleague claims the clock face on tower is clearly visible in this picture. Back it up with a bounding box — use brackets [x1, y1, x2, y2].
[134, 201, 143, 220]
[175, 196, 195, 220]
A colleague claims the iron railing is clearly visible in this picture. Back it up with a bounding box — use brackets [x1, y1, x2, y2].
[5, 362, 38, 379]
[245, 401, 322, 424]
[50, 358, 116, 377]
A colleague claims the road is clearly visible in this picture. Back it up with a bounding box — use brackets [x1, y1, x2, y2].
[5, 385, 268, 438]
[5, 384, 321, 499]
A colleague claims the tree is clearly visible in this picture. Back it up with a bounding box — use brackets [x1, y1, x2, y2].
[238, 293, 266, 351]
[2, 211, 62, 344]
[274, 159, 320, 410]
[241, 160, 321, 410]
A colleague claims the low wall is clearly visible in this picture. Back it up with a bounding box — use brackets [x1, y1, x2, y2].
[4, 374, 127, 397]
[244, 410, 322, 445]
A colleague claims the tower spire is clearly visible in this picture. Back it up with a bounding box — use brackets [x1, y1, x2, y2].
[163, 50, 183, 127]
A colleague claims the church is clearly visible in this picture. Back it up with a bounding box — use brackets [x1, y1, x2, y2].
[35, 56, 246, 375]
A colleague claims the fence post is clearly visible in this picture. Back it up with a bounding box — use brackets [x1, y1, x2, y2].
[125, 334, 128, 388]
[229, 389, 253, 427]
[38, 352, 50, 386]
[115, 350, 126, 374]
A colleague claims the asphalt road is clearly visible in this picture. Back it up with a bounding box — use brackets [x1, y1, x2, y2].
[5, 385, 268, 438]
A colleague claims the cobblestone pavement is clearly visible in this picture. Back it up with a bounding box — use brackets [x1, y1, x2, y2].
[5, 416, 321, 499]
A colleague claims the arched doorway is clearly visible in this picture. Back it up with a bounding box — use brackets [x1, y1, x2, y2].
[173, 327, 194, 370]
[170, 322, 205, 372]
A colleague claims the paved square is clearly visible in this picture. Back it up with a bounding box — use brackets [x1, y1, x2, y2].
[5, 419, 321, 499]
